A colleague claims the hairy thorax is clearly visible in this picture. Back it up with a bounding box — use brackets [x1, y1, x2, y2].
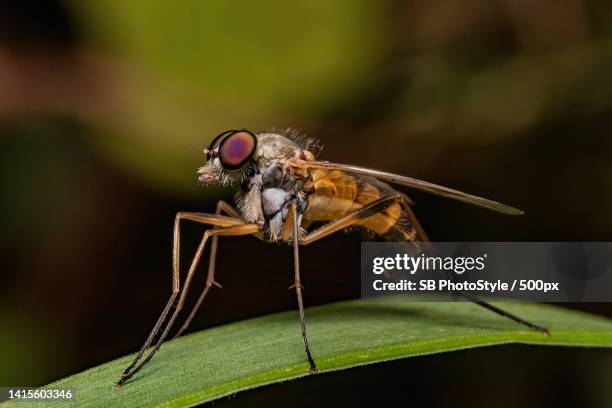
[236, 133, 312, 243]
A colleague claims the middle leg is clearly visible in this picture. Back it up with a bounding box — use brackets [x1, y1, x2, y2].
[289, 203, 317, 373]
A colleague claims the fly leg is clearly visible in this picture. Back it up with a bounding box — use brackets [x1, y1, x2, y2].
[301, 194, 548, 335]
[400, 196, 548, 334]
[288, 203, 317, 373]
[118, 222, 260, 386]
[173, 201, 263, 338]
[118, 212, 245, 381]
[116, 211, 259, 386]
[288, 195, 403, 372]
[460, 292, 549, 334]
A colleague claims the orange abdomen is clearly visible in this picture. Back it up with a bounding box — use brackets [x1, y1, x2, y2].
[303, 169, 403, 236]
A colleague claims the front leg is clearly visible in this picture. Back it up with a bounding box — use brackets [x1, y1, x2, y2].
[116, 211, 258, 386]
[173, 201, 263, 338]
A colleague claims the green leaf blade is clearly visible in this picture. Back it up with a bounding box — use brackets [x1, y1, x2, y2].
[5, 299, 612, 408]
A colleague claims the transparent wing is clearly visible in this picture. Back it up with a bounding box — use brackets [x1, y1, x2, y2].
[286, 159, 523, 215]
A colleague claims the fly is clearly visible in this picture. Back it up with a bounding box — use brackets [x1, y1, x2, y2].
[115, 128, 548, 386]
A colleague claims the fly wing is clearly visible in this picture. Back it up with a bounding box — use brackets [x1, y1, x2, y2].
[284, 159, 523, 215]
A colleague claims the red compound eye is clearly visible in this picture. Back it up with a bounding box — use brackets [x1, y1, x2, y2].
[218, 130, 257, 171]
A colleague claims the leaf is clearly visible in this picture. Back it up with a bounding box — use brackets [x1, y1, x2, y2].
[5, 298, 612, 407]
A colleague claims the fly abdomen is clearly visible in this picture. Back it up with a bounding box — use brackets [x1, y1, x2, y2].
[302, 169, 417, 241]
[302, 169, 358, 224]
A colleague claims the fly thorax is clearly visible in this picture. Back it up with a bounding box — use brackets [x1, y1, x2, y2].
[259, 161, 308, 242]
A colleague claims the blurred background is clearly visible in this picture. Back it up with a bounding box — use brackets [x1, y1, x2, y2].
[1, 0, 611, 406]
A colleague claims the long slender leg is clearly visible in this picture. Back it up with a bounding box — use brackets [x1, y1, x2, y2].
[301, 195, 549, 334]
[173, 201, 261, 338]
[119, 211, 246, 380]
[461, 292, 549, 334]
[289, 203, 317, 373]
[117, 216, 259, 386]
[402, 198, 548, 334]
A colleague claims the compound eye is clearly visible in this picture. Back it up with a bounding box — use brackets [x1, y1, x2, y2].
[218, 130, 257, 171]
